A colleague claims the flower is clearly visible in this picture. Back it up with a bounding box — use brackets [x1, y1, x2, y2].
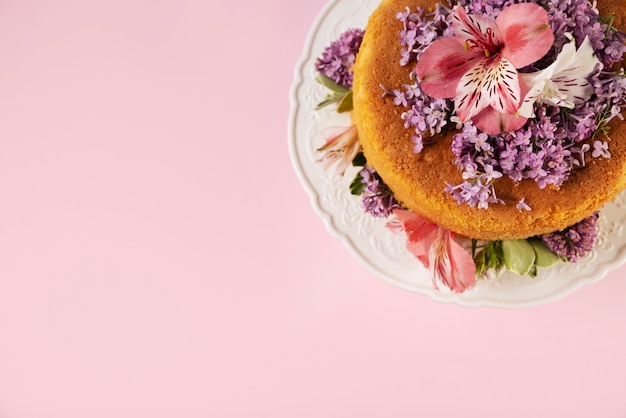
[315, 28, 364, 88]
[359, 166, 401, 217]
[592, 140, 611, 159]
[518, 35, 601, 118]
[393, 80, 451, 153]
[541, 213, 599, 262]
[415, 4, 554, 134]
[387, 209, 476, 293]
[317, 125, 360, 175]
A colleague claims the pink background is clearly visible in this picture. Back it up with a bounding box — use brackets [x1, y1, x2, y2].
[0, 0, 625, 417]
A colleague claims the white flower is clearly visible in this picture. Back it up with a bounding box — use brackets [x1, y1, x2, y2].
[517, 35, 602, 118]
[317, 125, 360, 175]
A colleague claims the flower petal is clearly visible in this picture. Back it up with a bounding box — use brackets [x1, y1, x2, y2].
[390, 210, 476, 293]
[518, 35, 600, 115]
[429, 228, 476, 293]
[416, 37, 482, 99]
[551, 37, 601, 104]
[517, 78, 545, 118]
[497, 3, 554, 68]
[551, 76, 594, 106]
[388, 209, 438, 267]
[472, 106, 528, 135]
[445, 233, 477, 293]
[455, 57, 521, 121]
[429, 228, 450, 291]
[317, 125, 360, 175]
[554, 36, 600, 77]
[452, 6, 501, 54]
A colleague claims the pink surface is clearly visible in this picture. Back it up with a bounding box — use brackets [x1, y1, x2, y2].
[0, 0, 625, 417]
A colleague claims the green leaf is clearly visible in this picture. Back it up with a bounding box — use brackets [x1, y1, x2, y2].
[316, 75, 350, 94]
[502, 239, 536, 276]
[473, 248, 488, 276]
[337, 91, 353, 113]
[352, 152, 366, 167]
[528, 239, 561, 268]
[473, 240, 504, 277]
[350, 172, 366, 196]
[315, 93, 343, 110]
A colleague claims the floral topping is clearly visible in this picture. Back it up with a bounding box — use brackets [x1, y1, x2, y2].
[357, 166, 402, 217]
[416, 4, 554, 134]
[518, 35, 601, 118]
[388, 209, 476, 293]
[540, 213, 599, 262]
[317, 125, 360, 175]
[315, 28, 364, 89]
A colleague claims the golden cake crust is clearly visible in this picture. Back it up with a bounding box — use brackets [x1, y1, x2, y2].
[352, 0, 626, 240]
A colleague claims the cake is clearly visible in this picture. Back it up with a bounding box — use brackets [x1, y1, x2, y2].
[314, 0, 626, 292]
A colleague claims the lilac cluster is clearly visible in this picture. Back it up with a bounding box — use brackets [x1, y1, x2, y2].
[447, 119, 619, 209]
[499, 106, 586, 188]
[446, 124, 504, 208]
[384, 80, 451, 153]
[540, 213, 599, 262]
[541, 0, 626, 69]
[391, 5, 456, 153]
[358, 166, 402, 217]
[315, 28, 364, 88]
[447, 106, 600, 207]
[456, 0, 515, 19]
[397, 4, 454, 66]
[591, 69, 626, 135]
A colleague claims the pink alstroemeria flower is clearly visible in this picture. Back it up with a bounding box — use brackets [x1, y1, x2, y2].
[416, 4, 554, 135]
[317, 125, 360, 175]
[387, 209, 476, 293]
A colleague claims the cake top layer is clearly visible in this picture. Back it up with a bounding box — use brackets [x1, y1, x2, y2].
[352, 0, 626, 240]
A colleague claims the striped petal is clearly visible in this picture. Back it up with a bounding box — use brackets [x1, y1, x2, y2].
[416, 37, 483, 99]
[444, 230, 477, 293]
[452, 6, 501, 55]
[455, 56, 521, 122]
[429, 228, 476, 293]
[550, 36, 600, 104]
[518, 35, 601, 116]
[552, 76, 594, 106]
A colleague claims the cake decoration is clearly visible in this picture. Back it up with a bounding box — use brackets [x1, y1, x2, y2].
[313, 0, 626, 293]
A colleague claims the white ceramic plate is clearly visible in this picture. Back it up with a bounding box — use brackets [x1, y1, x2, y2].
[288, 0, 626, 308]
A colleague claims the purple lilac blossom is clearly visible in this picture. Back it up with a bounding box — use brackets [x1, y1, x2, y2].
[315, 28, 364, 88]
[540, 213, 599, 262]
[397, 4, 454, 66]
[391, 79, 451, 153]
[592, 140, 611, 158]
[359, 166, 402, 217]
[446, 124, 504, 208]
[391, 3, 455, 152]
